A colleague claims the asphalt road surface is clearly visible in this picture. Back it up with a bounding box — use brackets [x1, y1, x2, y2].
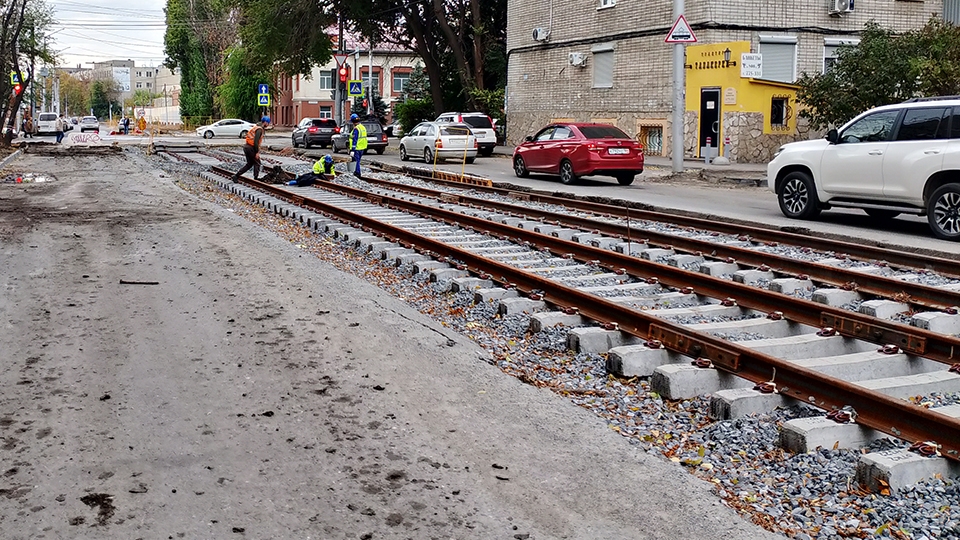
[0, 149, 782, 538]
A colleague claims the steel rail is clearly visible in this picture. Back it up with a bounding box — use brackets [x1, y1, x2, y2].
[345, 174, 960, 312]
[367, 162, 960, 278]
[215, 167, 960, 460]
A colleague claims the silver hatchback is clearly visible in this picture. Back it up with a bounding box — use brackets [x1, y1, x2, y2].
[398, 122, 478, 164]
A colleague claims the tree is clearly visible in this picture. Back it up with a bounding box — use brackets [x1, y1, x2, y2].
[796, 18, 960, 130]
[164, 0, 236, 121]
[232, 0, 336, 76]
[89, 80, 120, 119]
[58, 71, 89, 117]
[1, 0, 57, 145]
[350, 90, 388, 124]
[217, 45, 273, 121]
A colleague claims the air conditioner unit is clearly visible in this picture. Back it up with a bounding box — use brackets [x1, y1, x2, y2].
[568, 52, 587, 67]
[828, 0, 853, 16]
[532, 27, 551, 42]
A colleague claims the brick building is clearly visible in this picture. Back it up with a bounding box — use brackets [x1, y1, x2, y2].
[274, 35, 419, 128]
[506, 0, 950, 162]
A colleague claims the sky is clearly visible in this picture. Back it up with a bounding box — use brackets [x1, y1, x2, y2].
[49, 0, 168, 69]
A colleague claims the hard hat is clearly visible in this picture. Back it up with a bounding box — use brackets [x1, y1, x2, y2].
[261, 116, 270, 124]
[324, 154, 333, 163]
[350, 114, 359, 122]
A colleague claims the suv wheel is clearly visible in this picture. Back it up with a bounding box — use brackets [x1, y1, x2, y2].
[778, 171, 821, 220]
[927, 183, 960, 240]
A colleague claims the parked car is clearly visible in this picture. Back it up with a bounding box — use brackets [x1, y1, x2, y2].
[79, 116, 99, 133]
[435, 112, 497, 156]
[768, 96, 960, 241]
[36, 112, 58, 135]
[291, 118, 339, 149]
[512, 123, 644, 185]
[384, 122, 403, 138]
[331, 119, 388, 154]
[195, 119, 255, 139]
[398, 122, 478, 164]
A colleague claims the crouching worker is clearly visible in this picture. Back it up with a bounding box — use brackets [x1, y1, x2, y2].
[288, 155, 336, 187]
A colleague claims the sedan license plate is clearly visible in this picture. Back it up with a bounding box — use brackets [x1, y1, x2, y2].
[608, 147, 629, 155]
[319, 129, 331, 133]
[448, 138, 466, 144]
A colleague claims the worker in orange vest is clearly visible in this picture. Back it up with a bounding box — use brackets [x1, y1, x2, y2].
[232, 116, 270, 182]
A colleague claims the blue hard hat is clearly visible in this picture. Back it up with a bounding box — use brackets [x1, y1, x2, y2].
[350, 114, 359, 122]
[324, 154, 333, 163]
[261, 116, 270, 123]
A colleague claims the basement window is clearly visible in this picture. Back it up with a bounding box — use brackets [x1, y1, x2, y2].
[771, 97, 789, 128]
[599, 0, 616, 9]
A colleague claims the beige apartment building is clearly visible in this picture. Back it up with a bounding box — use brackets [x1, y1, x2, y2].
[506, 0, 952, 162]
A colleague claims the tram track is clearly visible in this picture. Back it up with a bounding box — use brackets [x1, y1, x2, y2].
[200, 161, 960, 472]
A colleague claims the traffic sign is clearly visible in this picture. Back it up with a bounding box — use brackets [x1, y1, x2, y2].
[665, 15, 697, 43]
[348, 80, 363, 97]
[137, 108, 145, 116]
[258, 94, 271, 106]
[258, 83, 269, 95]
[333, 53, 348, 67]
[10, 71, 24, 84]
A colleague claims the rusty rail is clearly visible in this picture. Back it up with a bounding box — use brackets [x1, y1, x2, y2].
[213, 166, 960, 460]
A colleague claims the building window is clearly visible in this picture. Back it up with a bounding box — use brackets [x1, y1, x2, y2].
[393, 72, 410, 94]
[147, 71, 152, 77]
[319, 70, 333, 90]
[136, 82, 142, 89]
[592, 49, 614, 88]
[361, 70, 382, 94]
[146, 82, 151, 88]
[319, 106, 332, 119]
[823, 38, 860, 73]
[599, 0, 616, 7]
[770, 96, 792, 130]
[136, 71, 142, 77]
[758, 36, 797, 83]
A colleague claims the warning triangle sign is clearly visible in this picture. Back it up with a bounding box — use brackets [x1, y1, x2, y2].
[665, 15, 697, 43]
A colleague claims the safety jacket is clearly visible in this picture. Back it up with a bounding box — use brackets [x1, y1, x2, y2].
[313, 160, 335, 176]
[350, 123, 368, 151]
[245, 125, 264, 147]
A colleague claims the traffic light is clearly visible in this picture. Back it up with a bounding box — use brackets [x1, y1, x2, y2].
[362, 98, 368, 108]
[338, 66, 348, 82]
[13, 84, 21, 95]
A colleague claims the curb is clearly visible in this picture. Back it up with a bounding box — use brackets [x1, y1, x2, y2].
[0, 148, 23, 170]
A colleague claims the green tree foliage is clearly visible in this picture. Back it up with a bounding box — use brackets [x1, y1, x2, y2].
[350, 90, 388, 124]
[89, 80, 120, 119]
[2, 0, 57, 144]
[233, 0, 336, 76]
[393, 99, 434, 133]
[217, 46, 273, 121]
[797, 18, 960, 130]
[58, 72, 89, 117]
[164, 0, 235, 119]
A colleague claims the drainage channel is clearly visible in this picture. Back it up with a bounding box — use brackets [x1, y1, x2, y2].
[204, 163, 960, 494]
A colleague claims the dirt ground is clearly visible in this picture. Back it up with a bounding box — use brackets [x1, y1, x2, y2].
[0, 150, 781, 539]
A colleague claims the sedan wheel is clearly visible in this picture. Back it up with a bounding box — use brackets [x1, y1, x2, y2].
[778, 171, 821, 220]
[203, 130, 214, 139]
[616, 173, 635, 186]
[399, 145, 409, 161]
[239, 130, 248, 139]
[559, 160, 577, 185]
[927, 183, 960, 240]
[423, 147, 434, 163]
[513, 156, 529, 178]
[292, 135, 299, 148]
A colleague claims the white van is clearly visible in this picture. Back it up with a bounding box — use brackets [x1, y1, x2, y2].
[35, 113, 58, 135]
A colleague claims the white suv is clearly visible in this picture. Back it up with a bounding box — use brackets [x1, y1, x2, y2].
[768, 96, 960, 240]
[435, 112, 497, 156]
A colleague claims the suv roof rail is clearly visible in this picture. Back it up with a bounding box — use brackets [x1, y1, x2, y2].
[901, 95, 960, 103]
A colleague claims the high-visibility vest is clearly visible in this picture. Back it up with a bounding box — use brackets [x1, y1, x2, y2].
[313, 160, 334, 175]
[245, 125, 263, 146]
[350, 123, 368, 151]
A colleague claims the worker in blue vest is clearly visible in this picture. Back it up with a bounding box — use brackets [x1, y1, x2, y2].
[348, 114, 367, 178]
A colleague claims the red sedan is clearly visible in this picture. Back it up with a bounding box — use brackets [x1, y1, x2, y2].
[512, 123, 644, 185]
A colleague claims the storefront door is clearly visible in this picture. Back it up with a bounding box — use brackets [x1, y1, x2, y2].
[699, 88, 720, 158]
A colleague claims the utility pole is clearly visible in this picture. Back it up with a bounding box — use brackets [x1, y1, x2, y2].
[367, 37, 373, 116]
[336, 16, 344, 125]
[671, 0, 685, 173]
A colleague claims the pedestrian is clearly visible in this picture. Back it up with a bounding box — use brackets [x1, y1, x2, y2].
[232, 116, 269, 182]
[348, 114, 367, 179]
[288, 154, 336, 187]
[55, 114, 65, 144]
[122, 116, 130, 135]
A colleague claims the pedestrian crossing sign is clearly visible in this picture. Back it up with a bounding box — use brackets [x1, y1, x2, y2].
[258, 94, 271, 106]
[348, 80, 363, 97]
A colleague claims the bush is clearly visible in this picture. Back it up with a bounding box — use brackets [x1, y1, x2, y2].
[394, 99, 435, 133]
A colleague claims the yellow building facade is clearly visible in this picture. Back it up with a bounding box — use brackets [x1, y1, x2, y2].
[684, 41, 809, 163]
